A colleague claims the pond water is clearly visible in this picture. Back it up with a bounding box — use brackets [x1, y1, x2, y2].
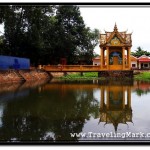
[0, 78, 150, 143]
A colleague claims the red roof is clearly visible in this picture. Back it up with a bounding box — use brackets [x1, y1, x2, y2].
[138, 58, 150, 62]
[138, 55, 150, 62]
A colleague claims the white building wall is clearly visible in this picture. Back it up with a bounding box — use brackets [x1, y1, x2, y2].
[93, 60, 100, 66]
[131, 61, 138, 68]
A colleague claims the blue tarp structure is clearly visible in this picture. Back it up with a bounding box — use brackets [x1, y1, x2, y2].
[0, 55, 30, 70]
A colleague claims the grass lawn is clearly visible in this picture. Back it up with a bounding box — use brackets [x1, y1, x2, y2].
[59, 72, 101, 80]
[134, 72, 150, 81]
[59, 71, 150, 81]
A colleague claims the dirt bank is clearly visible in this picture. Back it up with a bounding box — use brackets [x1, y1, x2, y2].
[50, 72, 78, 78]
[0, 69, 50, 84]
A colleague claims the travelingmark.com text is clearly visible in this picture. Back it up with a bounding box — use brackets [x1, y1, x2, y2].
[70, 132, 150, 139]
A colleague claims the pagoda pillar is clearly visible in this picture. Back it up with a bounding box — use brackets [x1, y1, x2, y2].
[128, 47, 131, 69]
[106, 47, 109, 70]
[122, 47, 125, 70]
[100, 47, 104, 69]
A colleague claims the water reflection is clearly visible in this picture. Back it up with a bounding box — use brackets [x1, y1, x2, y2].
[99, 81, 132, 132]
[0, 79, 99, 142]
[0, 79, 150, 142]
[133, 81, 150, 96]
[0, 80, 49, 103]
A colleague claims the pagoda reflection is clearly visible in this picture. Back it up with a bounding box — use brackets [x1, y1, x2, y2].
[99, 80, 133, 132]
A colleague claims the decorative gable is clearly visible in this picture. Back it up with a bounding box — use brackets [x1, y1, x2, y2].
[107, 24, 125, 45]
[100, 23, 132, 46]
[110, 36, 121, 46]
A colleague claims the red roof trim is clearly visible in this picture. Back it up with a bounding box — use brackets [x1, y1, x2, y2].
[139, 60, 150, 62]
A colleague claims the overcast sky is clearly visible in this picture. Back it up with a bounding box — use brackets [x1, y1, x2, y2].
[79, 6, 150, 54]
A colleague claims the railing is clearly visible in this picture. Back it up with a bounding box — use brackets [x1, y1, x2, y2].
[42, 64, 132, 72]
[43, 65, 101, 72]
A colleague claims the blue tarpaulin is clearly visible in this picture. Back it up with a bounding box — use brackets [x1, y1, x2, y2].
[0, 55, 30, 70]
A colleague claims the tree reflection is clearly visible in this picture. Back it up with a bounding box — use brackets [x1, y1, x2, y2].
[133, 81, 150, 96]
[0, 82, 99, 142]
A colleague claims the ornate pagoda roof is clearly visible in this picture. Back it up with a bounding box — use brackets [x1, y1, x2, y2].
[99, 109, 132, 132]
[100, 23, 132, 47]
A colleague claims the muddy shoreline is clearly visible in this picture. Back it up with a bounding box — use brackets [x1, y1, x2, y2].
[0, 69, 50, 84]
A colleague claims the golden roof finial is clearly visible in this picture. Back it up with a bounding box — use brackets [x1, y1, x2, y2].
[114, 22, 118, 32]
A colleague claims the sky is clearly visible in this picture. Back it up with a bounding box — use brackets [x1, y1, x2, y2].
[79, 6, 150, 54]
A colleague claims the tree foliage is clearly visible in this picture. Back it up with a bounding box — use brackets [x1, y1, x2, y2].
[0, 5, 99, 66]
[131, 46, 150, 57]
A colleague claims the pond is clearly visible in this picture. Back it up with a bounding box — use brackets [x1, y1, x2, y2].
[0, 78, 150, 143]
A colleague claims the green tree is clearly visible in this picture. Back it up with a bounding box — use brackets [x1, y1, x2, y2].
[0, 35, 5, 54]
[0, 5, 55, 65]
[0, 5, 99, 66]
[53, 5, 86, 64]
[77, 28, 99, 64]
[131, 46, 150, 57]
[21, 6, 55, 65]
[48, 5, 99, 64]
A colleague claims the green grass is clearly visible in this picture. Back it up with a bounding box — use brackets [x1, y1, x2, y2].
[134, 72, 150, 81]
[59, 72, 102, 80]
[58, 71, 150, 81]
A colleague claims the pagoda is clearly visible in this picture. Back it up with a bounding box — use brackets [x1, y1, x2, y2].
[99, 23, 133, 78]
